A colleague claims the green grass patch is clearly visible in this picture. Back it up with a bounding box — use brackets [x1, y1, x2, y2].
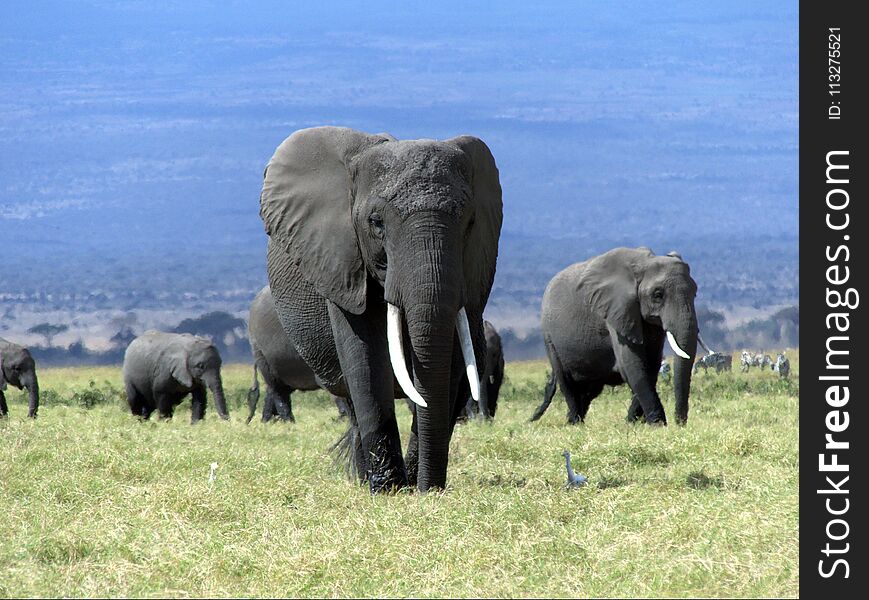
[0, 352, 799, 597]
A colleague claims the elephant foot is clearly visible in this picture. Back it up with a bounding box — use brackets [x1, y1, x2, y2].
[364, 433, 409, 494]
[645, 417, 667, 427]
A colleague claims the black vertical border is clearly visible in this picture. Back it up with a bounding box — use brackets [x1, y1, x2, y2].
[800, 0, 867, 595]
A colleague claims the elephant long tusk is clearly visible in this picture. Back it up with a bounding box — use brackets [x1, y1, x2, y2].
[697, 333, 714, 355]
[456, 307, 481, 402]
[386, 303, 428, 408]
[666, 331, 692, 359]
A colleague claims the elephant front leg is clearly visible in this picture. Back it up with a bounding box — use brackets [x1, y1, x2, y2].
[612, 337, 666, 425]
[190, 387, 207, 423]
[405, 407, 419, 487]
[626, 393, 644, 422]
[0, 390, 8, 417]
[328, 301, 408, 493]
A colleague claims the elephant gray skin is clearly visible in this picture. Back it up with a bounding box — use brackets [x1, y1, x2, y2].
[0, 337, 40, 418]
[246, 285, 350, 423]
[530, 247, 699, 425]
[462, 320, 505, 420]
[260, 126, 502, 493]
[123, 331, 229, 423]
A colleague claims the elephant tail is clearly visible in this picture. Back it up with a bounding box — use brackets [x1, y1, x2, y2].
[530, 369, 558, 422]
[246, 363, 260, 424]
[329, 407, 365, 483]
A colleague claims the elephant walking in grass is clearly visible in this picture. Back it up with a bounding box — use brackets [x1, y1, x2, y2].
[123, 331, 229, 423]
[260, 126, 502, 493]
[530, 247, 699, 426]
[0, 337, 40, 418]
[462, 320, 505, 420]
[247, 285, 349, 423]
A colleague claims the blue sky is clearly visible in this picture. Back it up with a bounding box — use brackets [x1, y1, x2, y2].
[1, 1, 798, 299]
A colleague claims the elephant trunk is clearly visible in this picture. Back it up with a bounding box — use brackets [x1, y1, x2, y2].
[665, 308, 698, 425]
[26, 372, 39, 418]
[206, 372, 230, 420]
[405, 300, 459, 492]
[392, 226, 468, 492]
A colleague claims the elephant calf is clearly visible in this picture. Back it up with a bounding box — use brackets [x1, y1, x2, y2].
[247, 285, 348, 423]
[462, 320, 505, 420]
[123, 331, 229, 423]
[0, 337, 40, 418]
[530, 247, 700, 426]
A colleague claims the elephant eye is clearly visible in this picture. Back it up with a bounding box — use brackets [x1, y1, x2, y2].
[368, 213, 384, 237]
[652, 288, 664, 301]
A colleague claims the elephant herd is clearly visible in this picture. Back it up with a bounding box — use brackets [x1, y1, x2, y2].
[2, 125, 713, 494]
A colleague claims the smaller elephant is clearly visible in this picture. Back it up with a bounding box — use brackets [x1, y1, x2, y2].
[247, 286, 350, 423]
[123, 331, 229, 423]
[462, 320, 505, 420]
[530, 247, 700, 426]
[0, 337, 40, 418]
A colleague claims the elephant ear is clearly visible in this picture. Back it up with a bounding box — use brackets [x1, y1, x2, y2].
[260, 126, 391, 314]
[582, 252, 644, 345]
[446, 135, 503, 318]
[167, 344, 194, 388]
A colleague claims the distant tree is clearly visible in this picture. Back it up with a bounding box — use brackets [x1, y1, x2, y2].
[27, 322, 69, 347]
[110, 326, 137, 349]
[172, 311, 250, 360]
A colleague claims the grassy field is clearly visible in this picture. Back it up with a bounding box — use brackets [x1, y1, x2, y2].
[0, 353, 799, 598]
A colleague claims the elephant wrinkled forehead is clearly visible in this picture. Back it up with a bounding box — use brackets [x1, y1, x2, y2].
[356, 140, 471, 218]
[643, 257, 697, 292]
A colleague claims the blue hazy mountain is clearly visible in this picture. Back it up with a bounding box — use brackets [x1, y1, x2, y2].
[1, 1, 797, 341]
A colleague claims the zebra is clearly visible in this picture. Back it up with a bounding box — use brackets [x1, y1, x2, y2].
[659, 360, 672, 383]
[741, 351, 771, 372]
[694, 352, 732, 374]
[772, 353, 790, 378]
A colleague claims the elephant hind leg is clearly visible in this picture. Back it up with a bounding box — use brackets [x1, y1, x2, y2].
[126, 382, 148, 419]
[155, 392, 178, 420]
[266, 386, 294, 422]
[573, 381, 604, 422]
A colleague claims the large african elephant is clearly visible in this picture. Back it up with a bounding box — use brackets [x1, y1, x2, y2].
[260, 126, 502, 493]
[0, 337, 40, 418]
[246, 285, 349, 423]
[530, 247, 699, 425]
[462, 320, 505, 420]
[123, 331, 229, 423]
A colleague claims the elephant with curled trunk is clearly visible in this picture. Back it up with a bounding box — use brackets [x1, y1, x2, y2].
[530, 247, 699, 425]
[260, 126, 502, 493]
[462, 320, 505, 420]
[0, 337, 40, 418]
[123, 331, 229, 423]
[247, 285, 349, 423]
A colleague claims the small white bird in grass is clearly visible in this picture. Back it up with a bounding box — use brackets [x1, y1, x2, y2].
[562, 450, 588, 489]
[208, 462, 219, 484]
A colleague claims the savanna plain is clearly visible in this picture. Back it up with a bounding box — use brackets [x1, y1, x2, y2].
[0, 355, 799, 598]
